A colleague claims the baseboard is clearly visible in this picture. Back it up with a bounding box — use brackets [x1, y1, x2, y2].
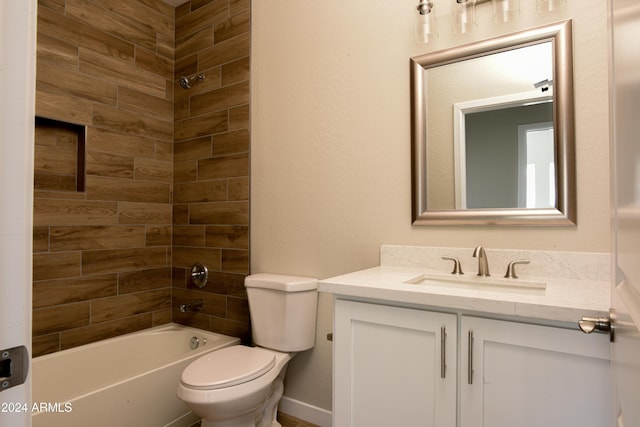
[279, 396, 332, 427]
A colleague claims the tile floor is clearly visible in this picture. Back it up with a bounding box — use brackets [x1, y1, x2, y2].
[190, 412, 319, 427]
[277, 412, 320, 427]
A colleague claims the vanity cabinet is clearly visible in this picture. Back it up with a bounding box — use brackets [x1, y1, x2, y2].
[333, 299, 611, 427]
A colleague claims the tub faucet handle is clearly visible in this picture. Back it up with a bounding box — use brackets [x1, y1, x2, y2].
[504, 260, 530, 279]
[442, 256, 464, 275]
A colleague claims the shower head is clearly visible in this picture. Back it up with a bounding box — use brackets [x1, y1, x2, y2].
[179, 73, 205, 89]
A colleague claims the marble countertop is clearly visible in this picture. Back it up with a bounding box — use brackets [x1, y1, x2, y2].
[319, 265, 611, 325]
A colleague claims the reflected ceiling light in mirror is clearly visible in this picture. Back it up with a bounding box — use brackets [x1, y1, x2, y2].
[415, 0, 439, 43]
[453, 0, 477, 34]
[536, 0, 566, 11]
[492, 0, 520, 23]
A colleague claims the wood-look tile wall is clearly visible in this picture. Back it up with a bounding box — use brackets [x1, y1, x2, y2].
[172, 0, 251, 344]
[33, 0, 252, 356]
[33, 0, 175, 357]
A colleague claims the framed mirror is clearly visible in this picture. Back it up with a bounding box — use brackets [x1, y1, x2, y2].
[411, 20, 575, 226]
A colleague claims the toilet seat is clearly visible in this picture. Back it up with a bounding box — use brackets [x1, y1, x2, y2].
[180, 346, 276, 391]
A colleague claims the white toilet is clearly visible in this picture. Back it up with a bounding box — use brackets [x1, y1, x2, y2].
[177, 273, 318, 427]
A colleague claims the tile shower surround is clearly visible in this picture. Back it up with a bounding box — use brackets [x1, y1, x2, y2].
[32, 0, 251, 357]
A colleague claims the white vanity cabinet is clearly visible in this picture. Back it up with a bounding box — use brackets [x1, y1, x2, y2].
[333, 299, 611, 427]
[334, 299, 457, 427]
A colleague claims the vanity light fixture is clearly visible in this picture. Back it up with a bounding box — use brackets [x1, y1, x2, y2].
[415, 0, 566, 44]
[415, 0, 439, 43]
[536, 0, 566, 12]
[492, 0, 520, 23]
[453, 0, 477, 34]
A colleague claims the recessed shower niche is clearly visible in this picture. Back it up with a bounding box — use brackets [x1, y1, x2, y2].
[34, 117, 86, 193]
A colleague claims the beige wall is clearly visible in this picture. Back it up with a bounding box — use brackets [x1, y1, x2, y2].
[251, 0, 610, 412]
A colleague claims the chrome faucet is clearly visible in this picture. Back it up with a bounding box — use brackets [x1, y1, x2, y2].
[179, 299, 203, 313]
[472, 246, 490, 276]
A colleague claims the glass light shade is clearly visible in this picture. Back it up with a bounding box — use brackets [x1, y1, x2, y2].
[492, 0, 520, 23]
[536, 0, 566, 11]
[453, 0, 477, 34]
[415, 1, 438, 43]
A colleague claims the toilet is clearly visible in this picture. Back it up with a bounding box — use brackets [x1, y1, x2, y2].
[177, 273, 318, 427]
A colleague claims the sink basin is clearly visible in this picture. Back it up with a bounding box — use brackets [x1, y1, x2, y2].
[404, 274, 546, 295]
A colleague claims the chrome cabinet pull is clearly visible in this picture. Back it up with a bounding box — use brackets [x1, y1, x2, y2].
[468, 330, 474, 384]
[441, 326, 446, 378]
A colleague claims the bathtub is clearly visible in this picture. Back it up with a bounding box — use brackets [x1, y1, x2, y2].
[32, 323, 240, 427]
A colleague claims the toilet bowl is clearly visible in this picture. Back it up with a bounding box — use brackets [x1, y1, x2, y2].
[177, 346, 292, 427]
[177, 274, 318, 427]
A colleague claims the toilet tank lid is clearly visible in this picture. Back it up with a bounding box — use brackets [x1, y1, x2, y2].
[245, 273, 317, 292]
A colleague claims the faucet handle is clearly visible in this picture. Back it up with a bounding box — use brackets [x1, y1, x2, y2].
[442, 256, 464, 275]
[504, 260, 530, 279]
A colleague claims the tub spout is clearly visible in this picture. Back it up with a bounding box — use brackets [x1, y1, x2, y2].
[179, 299, 203, 313]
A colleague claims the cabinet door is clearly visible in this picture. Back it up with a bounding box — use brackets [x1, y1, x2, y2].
[334, 299, 457, 427]
[460, 316, 611, 427]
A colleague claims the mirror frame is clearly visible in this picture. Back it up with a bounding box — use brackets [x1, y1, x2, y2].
[410, 20, 576, 226]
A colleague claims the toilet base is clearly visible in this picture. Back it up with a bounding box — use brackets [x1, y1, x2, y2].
[200, 376, 285, 427]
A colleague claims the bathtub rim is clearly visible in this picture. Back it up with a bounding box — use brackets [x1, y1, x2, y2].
[32, 322, 237, 363]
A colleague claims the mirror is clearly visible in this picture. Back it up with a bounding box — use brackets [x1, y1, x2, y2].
[411, 20, 576, 225]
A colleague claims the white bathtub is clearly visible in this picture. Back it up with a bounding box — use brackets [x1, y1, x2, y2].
[32, 323, 240, 427]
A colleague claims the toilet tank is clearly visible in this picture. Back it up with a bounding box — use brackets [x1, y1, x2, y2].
[245, 273, 318, 352]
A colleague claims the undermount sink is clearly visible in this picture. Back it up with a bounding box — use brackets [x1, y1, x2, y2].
[404, 273, 547, 295]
